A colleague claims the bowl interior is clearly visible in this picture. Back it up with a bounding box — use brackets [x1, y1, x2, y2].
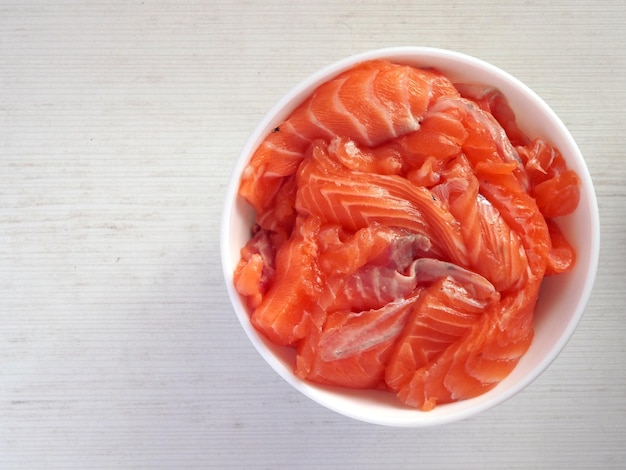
[221, 47, 600, 426]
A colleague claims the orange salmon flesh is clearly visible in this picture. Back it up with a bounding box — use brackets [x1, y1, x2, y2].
[234, 59, 580, 411]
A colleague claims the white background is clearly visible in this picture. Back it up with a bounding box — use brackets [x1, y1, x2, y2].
[1, 1, 624, 468]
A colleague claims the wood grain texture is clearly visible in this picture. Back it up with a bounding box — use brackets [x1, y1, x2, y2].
[1, 1, 625, 468]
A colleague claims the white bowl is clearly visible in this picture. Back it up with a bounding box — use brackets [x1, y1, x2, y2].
[220, 47, 600, 426]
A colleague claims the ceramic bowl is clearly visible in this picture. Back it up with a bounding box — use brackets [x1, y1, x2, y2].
[220, 47, 600, 426]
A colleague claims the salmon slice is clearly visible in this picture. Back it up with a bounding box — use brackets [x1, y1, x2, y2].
[298, 256, 499, 391]
[395, 284, 537, 410]
[295, 140, 469, 267]
[545, 219, 577, 276]
[295, 293, 420, 389]
[321, 60, 459, 146]
[238, 127, 306, 218]
[397, 102, 469, 169]
[233, 226, 277, 309]
[479, 180, 550, 278]
[473, 195, 530, 292]
[431, 155, 530, 293]
[531, 170, 581, 219]
[239, 60, 460, 213]
[250, 215, 324, 346]
[317, 224, 433, 313]
[445, 283, 538, 389]
[385, 266, 498, 391]
[455, 83, 530, 147]
[317, 223, 432, 278]
[323, 255, 497, 317]
[516, 138, 581, 219]
[413, 96, 529, 197]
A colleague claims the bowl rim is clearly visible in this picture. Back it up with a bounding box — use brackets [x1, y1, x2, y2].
[220, 46, 600, 427]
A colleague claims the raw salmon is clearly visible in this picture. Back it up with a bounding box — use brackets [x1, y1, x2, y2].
[316, 224, 432, 313]
[296, 293, 420, 389]
[395, 283, 537, 410]
[233, 59, 581, 410]
[385, 275, 497, 398]
[248, 215, 324, 346]
[239, 61, 460, 215]
[296, 140, 469, 266]
[455, 83, 530, 147]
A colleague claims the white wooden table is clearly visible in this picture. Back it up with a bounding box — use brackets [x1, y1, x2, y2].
[1, 1, 625, 468]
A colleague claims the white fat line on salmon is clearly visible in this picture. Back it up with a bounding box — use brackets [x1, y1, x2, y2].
[331, 79, 373, 147]
[280, 120, 308, 143]
[364, 68, 399, 140]
[400, 68, 422, 135]
[262, 140, 303, 157]
[261, 141, 304, 177]
[304, 99, 335, 141]
[319, 297, 416, 361]
[409, 258, 496, 301]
